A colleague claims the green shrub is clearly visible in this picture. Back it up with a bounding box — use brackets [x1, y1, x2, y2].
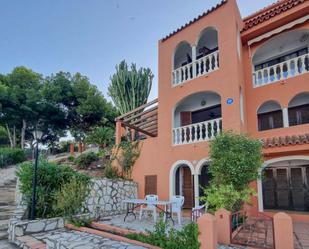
[104, 163, 121, 179]
[74, 152, 99, 169]
[0, 147, 26, 168]
[17, 158, 90, 218]
[201, 131, 263, 212]
[53, 178, 89, 218]
[200, 184, 254, 212]
[127, 220, 200, 249]
[209, 131, 262, 190]
[67, 155, 75, 162]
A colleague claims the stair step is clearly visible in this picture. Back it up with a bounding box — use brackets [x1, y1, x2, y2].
[0, 212, 13, 220]
[0, 230, 8, 240]
[0, 220, 8, 230]
[0, 205, 15, 212]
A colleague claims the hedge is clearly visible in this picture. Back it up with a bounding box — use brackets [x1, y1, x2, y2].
[0, 147, 27, 168]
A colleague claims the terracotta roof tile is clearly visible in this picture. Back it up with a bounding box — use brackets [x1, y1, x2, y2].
[161, 0, 227, 42]
[261, 133, 309, 148]
[242, 0, 306, 31]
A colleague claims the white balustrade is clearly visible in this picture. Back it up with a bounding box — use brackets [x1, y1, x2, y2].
[172, 50, 219, 86]
[172, 118, 222, 145]
[253, 52, 309, 87]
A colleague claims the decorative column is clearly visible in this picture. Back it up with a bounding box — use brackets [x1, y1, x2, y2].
[192, 45, 197, 78]
[194, 174, 199, 207]
[283, 107, 289, 128]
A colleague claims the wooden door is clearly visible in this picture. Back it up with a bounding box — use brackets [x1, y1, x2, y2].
[180, 112, 192, 126]
[182, 167, 193, 208]
[262, 165, 309, 211]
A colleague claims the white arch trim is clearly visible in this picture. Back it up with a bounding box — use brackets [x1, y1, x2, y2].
[169, 160, 196, 203]
[257, 156, 309, 212]
[195, 157, 211, 175]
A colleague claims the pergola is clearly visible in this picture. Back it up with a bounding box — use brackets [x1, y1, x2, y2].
[115, 99, 158, 141]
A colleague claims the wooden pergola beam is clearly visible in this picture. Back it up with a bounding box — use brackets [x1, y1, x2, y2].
[123, 106, 158, 123]
[121, 122, 156, 137]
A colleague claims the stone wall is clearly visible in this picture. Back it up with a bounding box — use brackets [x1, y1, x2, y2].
[8, 178, 138, 244]
[85, 178, 138, 218]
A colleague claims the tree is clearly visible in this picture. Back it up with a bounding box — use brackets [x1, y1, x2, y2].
[201, 131, 263, 212]
[86, 126, 115, 148]
[2, 67, 42, 149]
[69, 73, 117, 143]
[108, 60, 153, 115]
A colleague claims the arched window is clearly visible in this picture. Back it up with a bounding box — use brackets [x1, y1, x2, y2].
[288, 92, 309, 126]
[173, 41, 192, 85]
[173, 41, 192, 70]
[252, 29, 309, 86]
[196, 27, 218, 59]
[257, 101, 283, 131]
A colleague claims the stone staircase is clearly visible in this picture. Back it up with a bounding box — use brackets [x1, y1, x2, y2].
[0, 167, 17, 240]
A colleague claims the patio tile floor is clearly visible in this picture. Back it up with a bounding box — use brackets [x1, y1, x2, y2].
[99, 213, 192, 233]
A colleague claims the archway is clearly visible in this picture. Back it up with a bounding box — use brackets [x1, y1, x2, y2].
[288, 92, 309, 126]
[257, 100, 283, 131]
[258, 156, 309, 212]
[169, 160, 195, 208]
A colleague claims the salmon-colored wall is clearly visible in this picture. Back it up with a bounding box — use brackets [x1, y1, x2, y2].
[128, 0, 309, 220]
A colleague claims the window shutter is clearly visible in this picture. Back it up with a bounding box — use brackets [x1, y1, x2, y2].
[180, 112, 192, 126]
[145, 175, 157, 195]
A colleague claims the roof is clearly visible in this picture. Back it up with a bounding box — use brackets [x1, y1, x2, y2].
[161, 0, 227, 42]
[242, 0, 306, 31]
[261, 133, 309, 148]
[161, 0, 306, 42]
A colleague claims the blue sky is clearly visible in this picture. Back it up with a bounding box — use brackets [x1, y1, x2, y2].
[0, 0, 275, 102]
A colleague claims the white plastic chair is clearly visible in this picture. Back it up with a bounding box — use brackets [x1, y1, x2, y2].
[168, 195, 184, 225]
[191, 203, 208, 222]
[139, 195, 158, 222]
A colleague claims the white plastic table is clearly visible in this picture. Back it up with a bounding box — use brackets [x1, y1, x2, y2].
[122, 199, 174, 224]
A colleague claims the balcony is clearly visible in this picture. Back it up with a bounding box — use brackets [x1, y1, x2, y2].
[172, 27, 219, 86]
[172, 50, 219, 86]
[253, 52, 309, 87]
[173, 118, 222, 145]
[252, 29, 309, 88]
[173, 91, 222, 145]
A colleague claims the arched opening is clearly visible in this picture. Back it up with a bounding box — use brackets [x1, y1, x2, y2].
[173, 91, 222, 145]
[288, 92, 309, 126]
[252, 29, 309, 86]
[170, 161, 195, 208]
[257, 100, 283, 131]
[173, 41, 193, 84]
[196, 27, 219, 77]
[261, 157, 309, 212]
[198, 163, 212, 205]
[196, 27, 218, 59]
[174, 41, 192, 70]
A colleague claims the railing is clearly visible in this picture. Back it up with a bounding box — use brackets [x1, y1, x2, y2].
[172, 118, 222, 145]
[172, 50, 219, 86]
[253, 52, 309, 87]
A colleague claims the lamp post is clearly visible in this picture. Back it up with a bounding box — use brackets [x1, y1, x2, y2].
[30, 129, 43, 220]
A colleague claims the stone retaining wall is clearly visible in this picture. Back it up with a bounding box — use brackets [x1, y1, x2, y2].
[8, 177, 138, 245]
[85, 178, 138, 218]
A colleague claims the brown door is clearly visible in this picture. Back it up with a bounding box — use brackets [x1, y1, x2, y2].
[180, 111, 192, 126]
[182, 167, 194, 208]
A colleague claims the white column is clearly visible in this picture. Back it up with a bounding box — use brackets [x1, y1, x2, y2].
[192, 45, 197, 78]
[194, 174, 199, 207]
[283, 107, 289, 127]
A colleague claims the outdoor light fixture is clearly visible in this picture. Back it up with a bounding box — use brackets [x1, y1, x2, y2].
[30, 128, 43, 220]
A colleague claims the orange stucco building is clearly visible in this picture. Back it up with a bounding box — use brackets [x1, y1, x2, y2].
[116, 0, 309, 221]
